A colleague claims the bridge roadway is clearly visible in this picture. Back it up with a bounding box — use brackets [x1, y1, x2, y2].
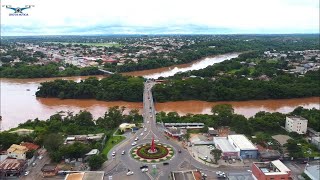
[103, 81, 251, 180]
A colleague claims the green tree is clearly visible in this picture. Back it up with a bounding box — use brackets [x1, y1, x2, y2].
[88, 155, 105, 170]
[211, 104, 234, 126]
[211, 149, 222, 164]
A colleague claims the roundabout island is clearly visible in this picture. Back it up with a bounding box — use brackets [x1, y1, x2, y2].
[131, 137, 174, 163]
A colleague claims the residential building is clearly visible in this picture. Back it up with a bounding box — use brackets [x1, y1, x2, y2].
[7, 144, 28, 160]
[41, 164, 58, 177]
[252, 160, 291, 180]
[0, 158, 27, 178]
[285, 116, 308, 134]
[64, 171, 104, 180]
[228, 135, 258, 159]
[304, 164, 320, 180]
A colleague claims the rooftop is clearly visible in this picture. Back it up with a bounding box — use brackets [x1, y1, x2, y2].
[214, 137, 238, 152]
[7, 144, 28, 154]
[64, 171, 104, 180]
[254, 160, 291, 175]
[228, 135, 257, 150]
[41, 164, 57, 172]
[20, 142, 40, 151]
[0, 158, 26, 170]
[305, 164, 320, 180]
[287, 116, 308, 121]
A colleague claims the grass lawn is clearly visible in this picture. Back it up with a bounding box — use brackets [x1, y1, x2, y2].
[44, 42, 122, 47]
[102, 135, 125, 156]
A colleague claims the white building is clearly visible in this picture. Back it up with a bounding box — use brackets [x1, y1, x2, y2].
[285, 116, 308, 134]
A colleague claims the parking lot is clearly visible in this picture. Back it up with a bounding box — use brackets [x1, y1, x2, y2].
[190, 145, 215, 162]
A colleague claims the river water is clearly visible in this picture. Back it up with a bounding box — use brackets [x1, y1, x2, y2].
[1, 53, 319, 130]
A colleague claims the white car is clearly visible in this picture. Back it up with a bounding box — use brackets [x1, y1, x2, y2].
[144, 128, 147, 131]
[141, 168, 148, 172]
[38, 155, 43, 160]
[112, 152, 116, 156]
[135, 137, 139, 141]
[131, 142, 137, 146]
[24, 171, 30, 176]
[140, 133, 144, 136]
[121, 151, 125, 155]
[126, 171, 134, 176]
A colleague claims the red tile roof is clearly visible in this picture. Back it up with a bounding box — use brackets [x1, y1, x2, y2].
[20, 142, 40, 151]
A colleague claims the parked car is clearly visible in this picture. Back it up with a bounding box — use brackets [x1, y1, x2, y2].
[140, 133, 144, 136]
[144, 128, 147, 131]
[38, 155, 43, 160]
[32, 162, 37, 167]
[121, 150, 125, 155]
[163, 162, 169, 165]
[135, 137, 139, 141]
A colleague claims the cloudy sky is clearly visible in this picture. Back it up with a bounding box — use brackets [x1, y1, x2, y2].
[1, 0, 319, 36]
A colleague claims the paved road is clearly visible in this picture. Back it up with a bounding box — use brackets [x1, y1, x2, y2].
[104, 81, 251, 180]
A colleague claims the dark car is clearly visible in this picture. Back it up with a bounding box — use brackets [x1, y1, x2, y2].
[140, 165, 148, 169]
[163, 162, 169, 165]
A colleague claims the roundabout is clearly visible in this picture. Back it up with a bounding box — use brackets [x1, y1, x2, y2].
[130, 137, 174, 163]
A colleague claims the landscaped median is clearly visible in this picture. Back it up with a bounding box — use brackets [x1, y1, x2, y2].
[102, 135, 125, 158]
[130, 143, 174, 163]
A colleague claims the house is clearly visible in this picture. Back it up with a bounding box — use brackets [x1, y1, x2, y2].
[41, 164, 58, 177]
[252, 160, 291, 180]
[0, 158, 27, 177]
[7, 144, 28, 160]
[285, 116, 308, 134]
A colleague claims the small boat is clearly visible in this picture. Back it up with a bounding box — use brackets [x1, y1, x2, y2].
[26, 89, 30, 91]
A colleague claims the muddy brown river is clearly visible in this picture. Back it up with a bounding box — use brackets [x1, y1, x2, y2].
[1, 53, 319, 130]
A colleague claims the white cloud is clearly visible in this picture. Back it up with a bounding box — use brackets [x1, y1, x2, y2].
[1, 0, 319, 35]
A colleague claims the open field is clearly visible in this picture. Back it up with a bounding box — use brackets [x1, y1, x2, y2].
[44, 42, 122, 47]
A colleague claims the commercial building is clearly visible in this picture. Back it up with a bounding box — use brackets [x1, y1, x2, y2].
[213, 137, 239, 159]
[41, 164, 59, 177]
[64, 171, 104, 180]
[214, 135, 258, 159]
[0, 158, 27, 178]
[208, 127, 218, 136]
[252, 160, 291, 180]
[259, 150, 281, 161]
[64, 133, 104, 144]
[164, 123, 204, 129]
[171, 170, 202, 180]
[7, 144, 28, 160]
[285, 116, 308, 134]
[164, 127, 185, 139]
[228, 135, 258, 159]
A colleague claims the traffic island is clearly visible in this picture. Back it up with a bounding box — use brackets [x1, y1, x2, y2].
[130, 143, 174, 163]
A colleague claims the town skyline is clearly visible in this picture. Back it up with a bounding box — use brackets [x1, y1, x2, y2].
[1, 0, 319, 36]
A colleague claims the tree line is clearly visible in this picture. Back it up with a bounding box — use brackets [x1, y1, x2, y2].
[36, 74, 144, 101]
[152, 70, 320, 102]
